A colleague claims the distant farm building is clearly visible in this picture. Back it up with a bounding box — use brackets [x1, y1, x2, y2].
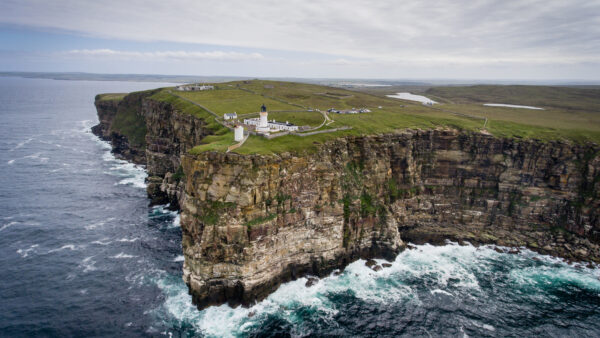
[224, 112, 238, 120]
[175, 84, 214, 91]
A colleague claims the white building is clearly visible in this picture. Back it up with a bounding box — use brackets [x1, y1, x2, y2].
[175, 84, 214, 91]
[243, 104, 299, 133]
[224, 112, 237, 120]
[234, 125, 244, 142]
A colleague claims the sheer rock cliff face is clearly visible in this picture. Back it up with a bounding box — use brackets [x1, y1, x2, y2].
[95, 95, 600, 311]
[179, 129, 600, 309]
[92, 94, 211, 206]
[142, 98, 212, 206]
[91, 97, 146, 165]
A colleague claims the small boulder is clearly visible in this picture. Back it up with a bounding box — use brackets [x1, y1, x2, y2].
[305, 277, 319, 287]
[372, 265, 383, 272]
[382, 263, 392, 268]
[365, 259, 377, 268]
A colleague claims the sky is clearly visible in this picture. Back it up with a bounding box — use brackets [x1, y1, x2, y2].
[0, 0, 599, 81]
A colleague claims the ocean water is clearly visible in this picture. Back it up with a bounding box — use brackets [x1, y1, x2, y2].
[1, 76, 599, 337]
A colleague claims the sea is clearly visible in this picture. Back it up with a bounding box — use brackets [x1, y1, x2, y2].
[1, 76, 599, 337]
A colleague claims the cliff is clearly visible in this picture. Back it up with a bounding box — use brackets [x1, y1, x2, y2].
[94, 92, 600, 311]
[92, 91, 213, 206]
[92, 92, 151, 165]
[178, 129, 600, 309]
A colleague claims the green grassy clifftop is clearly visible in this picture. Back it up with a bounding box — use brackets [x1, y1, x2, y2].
[98, 80, 600, 156]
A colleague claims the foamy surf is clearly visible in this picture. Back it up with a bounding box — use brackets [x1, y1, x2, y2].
[48, 244, 79, 253]
[102, 151, 147, 189]
[149, 204, 181, 229]
[111, 252, 138, 259]
[151, 242, 600, 337]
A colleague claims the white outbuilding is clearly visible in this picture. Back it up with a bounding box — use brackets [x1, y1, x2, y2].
[234, 125, 244, 142]
[224, 112, 238, 120]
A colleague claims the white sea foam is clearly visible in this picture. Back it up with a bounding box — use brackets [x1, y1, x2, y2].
[16, 244, 39, 258]
[431, 289, 453, 296]
[48, 244, 78, 253]
[111, 252, 138, 259]
[152, 242, 600, 337]
[0, 221, 18, 232]
[483, 103, 544, 110]
[80, 256, 97, 272]
[23, 152, 50, 163]
[7, 159, 15, 165]
[117, 237, 140, 242]
[102, 152, 147, 189]
[387, 92, 437, 105]
[150, 204, 181, 228]
[91, 239, 112, 246]
[10, 137, 34, 151]
[168, 214, 181, 229]
[85, 219, 109, 230]
[173, 255, 185, 262]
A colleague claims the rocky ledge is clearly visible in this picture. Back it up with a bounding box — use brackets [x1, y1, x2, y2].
[94, 92, 599, 311]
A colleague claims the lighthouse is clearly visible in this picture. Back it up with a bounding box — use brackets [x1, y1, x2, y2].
[234, 125, 244, 142]
[256, 104, 270, 132]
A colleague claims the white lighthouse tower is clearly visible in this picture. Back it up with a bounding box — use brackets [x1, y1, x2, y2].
[256, 104, 270, 133]
[234, 125, 244, 142]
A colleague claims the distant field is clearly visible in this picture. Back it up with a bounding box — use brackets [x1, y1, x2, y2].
[129, 80, 600, 155]
[426, 85, 600, 113]
[176, 87, 298, 115]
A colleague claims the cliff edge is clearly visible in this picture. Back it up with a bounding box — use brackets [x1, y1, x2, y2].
[94, 88, 600, 311]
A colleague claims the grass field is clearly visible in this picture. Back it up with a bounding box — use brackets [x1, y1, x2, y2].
[176, 87, 299, 115]
[426, 85, 600, 113]
[96, 93, 127, 102]
[131, 80, 600, 155]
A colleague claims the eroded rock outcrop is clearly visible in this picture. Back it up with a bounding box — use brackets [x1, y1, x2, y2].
[178, 129, 599, 309]
[92, 92, 212, 206]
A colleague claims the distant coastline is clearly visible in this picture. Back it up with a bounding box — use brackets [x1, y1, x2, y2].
[0, 71, 247, 84]
[1, 71, 599, 88]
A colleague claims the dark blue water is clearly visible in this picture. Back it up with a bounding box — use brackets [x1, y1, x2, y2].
[1, 77, 599, 337]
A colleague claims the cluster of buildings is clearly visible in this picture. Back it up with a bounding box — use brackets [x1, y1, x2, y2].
[225, 104, 299, 142]
[327, 107, 371, 114]
[175, 84, 214, 91]
[243, 105, 299, 132]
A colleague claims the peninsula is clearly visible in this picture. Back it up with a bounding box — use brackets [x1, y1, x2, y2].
[93, 80, 600, 310]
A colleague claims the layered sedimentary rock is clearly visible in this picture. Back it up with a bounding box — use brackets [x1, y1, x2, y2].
[142, 98, 212, 206]
[179, 129, 599, 309]
[92, 93, 211, 206]
[95, 94, 600, 311]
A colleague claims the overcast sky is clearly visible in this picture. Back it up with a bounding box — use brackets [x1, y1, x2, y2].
[1, 0, 599, 80]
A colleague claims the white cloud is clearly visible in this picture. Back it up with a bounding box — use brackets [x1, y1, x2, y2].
[1, 0, 599, 78]
[59, 49, 264, 61]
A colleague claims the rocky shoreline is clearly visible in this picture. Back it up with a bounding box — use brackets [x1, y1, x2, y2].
[93, 92, 600, 310]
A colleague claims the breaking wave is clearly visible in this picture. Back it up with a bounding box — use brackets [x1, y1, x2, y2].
[150, 243, 600, 337]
